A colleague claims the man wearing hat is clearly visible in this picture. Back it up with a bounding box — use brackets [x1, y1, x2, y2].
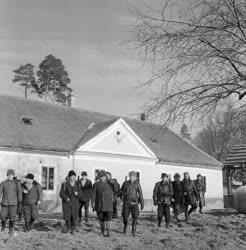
[194, 174, 206, 214]
[0, 169, 22, 236]
[182, 172, 198, 221]
[106, 172, 120, 219]
[153, 173, 173, 228]
[22, 173, 43, 232]
[172, 173, 185, 222]
[91, 170, 113, 237]
[121, 171, 144, 237]
[77, 171, 93, 224]
[60, 170, 81, 234]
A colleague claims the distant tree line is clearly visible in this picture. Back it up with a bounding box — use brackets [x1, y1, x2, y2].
[13, 54, 72, 106]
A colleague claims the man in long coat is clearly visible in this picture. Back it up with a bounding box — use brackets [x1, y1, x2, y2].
[60, 170, 81, 234]
[153, 173, 173, 228]
[182, 172, 198, 221]
[172, 173, 185, 222]
[0, 169, 22, 237]
[77, 171, 93, 224]
[106, 172, 120, 218]
[22, 173, 43, 232]
[91, 170, 113, 237]
[121, 171, 144, 237]
[194, 174, 206, 214]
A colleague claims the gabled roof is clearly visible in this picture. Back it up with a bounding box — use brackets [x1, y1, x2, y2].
[224, 144, 246, 166]
[0, 95, 222, 168]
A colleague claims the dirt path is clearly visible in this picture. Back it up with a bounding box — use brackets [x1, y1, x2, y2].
[0, 209, 246, 250]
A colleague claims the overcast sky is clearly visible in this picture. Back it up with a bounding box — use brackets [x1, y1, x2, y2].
[0, 0, 165, 118]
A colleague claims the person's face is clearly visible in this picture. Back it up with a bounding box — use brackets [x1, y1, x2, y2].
[162, 176, 168, 182]
[81, 175, 87, 180]
[7, 174, 14, 180]
[184, 173, 189, 180]
[174, 176, 180, 182]
[69, 175, 76, 182]
[197, 176, 202, 181]
[130, 175, 135, 182]
[106, 174, 111, 180]
[100, 176, 106, 182]
[26, 178, 33, 185]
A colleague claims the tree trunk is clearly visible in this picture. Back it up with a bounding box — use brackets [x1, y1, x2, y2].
[25, 85, 27, 99]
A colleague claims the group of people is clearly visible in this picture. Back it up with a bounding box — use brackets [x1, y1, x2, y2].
[60, 169, 206, 237]
[0, 169, 43, 236]
[0, 168, 206, 238]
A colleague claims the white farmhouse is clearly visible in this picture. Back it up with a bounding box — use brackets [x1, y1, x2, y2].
[0, 95, 223, 212]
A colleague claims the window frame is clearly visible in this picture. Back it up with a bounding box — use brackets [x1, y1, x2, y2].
[41, 166, 56, 192]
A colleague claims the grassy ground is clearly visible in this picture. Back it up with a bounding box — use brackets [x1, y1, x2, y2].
[0, 209, 246, 250]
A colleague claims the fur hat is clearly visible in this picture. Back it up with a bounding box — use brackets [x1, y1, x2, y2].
[161, 173, 168, 179]
[174, 173, 180, 178]
[25, 173, 34, 180]
[197, 173, 202, 178]
[68, 170, 76, 178]
[99, 170, 106, 178]
[7, 169, 15, 177]
[129, 171, 136, 177]
[81, 171, 88, 176]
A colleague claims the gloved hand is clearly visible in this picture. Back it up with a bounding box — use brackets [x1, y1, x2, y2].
[141, 203, 144, 210]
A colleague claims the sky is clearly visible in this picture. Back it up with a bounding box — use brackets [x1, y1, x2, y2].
[0, 0, 188, 133]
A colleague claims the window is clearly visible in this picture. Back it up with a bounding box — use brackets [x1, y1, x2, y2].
[135, 172, 140, 182]
[42, 167, 55, 190]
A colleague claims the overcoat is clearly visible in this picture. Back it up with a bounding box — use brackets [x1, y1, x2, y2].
[91, 181, 113, 213]
[172, 181, 185, 205]
[59, 181, 80, 221]
[153, 181, 174, 205]
[77, 179, 93, 203]
[194, 179, 206, 207]
[182, 179, 198, 206]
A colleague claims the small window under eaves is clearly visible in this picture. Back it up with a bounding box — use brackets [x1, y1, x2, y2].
[22, 117, 33, 125]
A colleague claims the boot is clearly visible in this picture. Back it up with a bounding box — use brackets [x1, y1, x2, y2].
[157, 218, 162, 227]
[199, 208, 203, 214]
[100, 222, 105, 236]
[24, 222, 30, 232]
[105, 221, 110, 237]
[165, 222, 170, 228]
[185, 210, 189, 221]
[9, 221, 17, 237]
[1, 221, 6, 232]
[123, 222, 128, 234]
[62, 221, 70, 234]
[132, 220, 137, 237]
[29, 218, 35, 230]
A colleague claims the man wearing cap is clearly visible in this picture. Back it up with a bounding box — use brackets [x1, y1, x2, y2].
[91, 170, 113, 237]
[106, 172, 120, 219]
[153, 173, 173, 228]
[22, 173, 43, 232]
[194, 174, 206, 214]
[172, 173, 185, 222]
[60, 170, 81, 234]
[0, 169, 22, 236]
[182, 172, 198, 221]
[121, 171, 144, 237]
[77, 171, 93, 224]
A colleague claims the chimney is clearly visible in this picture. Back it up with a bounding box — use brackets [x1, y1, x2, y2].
[140, 113, 146, 121]
[181, 124, 191, 140]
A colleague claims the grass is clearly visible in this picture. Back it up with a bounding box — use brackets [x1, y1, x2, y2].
[0, 209, 246, 250]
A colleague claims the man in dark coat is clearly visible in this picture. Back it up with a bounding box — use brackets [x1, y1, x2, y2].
[60, 170, 81, 234]
[194, 174, 206, 214]
[172, 173, 185, 222]
[0, 169, 22, 237]
[106, 172, 120, 219]
[22, 173, 43, 232]
[153, 173, 173, 228]
[121, 171, 144, 237]
[77, 171, 92, 224]
[182, 172, 198, 221]
[91, 170, 113, 237]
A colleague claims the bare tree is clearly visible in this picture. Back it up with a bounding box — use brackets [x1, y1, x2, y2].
[195, 103, 246, 161]
[132, 0, 246, 123]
